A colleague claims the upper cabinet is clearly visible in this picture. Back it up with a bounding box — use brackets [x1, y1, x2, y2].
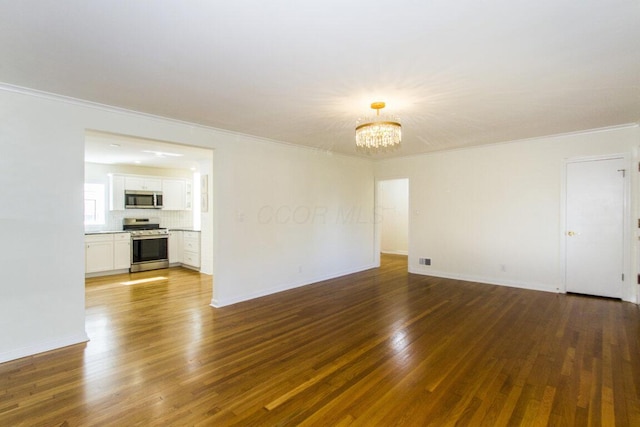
[162, 179, 186, 210]
[109, 175, 125, 211]
[124, 176, 162, 192]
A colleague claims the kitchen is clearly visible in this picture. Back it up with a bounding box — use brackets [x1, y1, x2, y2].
[84, 130, 214, 277]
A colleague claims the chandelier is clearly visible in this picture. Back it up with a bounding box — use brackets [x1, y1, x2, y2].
[355, 102, 402, 150]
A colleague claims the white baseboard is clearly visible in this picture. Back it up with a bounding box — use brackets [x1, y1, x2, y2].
[211, 263, 376, 308]
[408, 267, 558, 294]
[85, 268, 129, 278]
[381, 250, 408, 256]
[0, 332, 89, 364]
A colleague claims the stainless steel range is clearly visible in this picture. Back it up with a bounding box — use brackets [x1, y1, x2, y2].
[123, 218, 169, 272]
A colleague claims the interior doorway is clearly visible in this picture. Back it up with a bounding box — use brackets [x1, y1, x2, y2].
[83, 130, 215, 276]
[375, 178, 409, 267]
[564, 155, 629, 299]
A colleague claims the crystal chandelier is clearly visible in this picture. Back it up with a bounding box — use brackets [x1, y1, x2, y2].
[355, 102, 402, 150]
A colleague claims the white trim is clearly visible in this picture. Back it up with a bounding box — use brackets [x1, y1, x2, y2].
[0, 82, 367, 161]
[5, 82, 636, 163]
[377, 123, 640, 162]
[561, 153, 632, 300]
[381, 250, 408, 256]
[374, 177, 410, 270]
[210, 263, 376, 308]
[563, 153, 630, 164]
[0, 332, 89, 364]
[85, 268, 130, 279]
[408, 267, 559, 294]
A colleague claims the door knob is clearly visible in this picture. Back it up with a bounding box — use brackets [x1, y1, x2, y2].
[567, 231, 576, 236]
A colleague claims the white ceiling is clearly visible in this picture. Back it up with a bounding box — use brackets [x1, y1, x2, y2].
[1, 1, 639, 159]
[84, 130, 212, 170]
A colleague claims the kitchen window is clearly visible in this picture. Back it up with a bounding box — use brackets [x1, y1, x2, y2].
[84, 183, 106, 225]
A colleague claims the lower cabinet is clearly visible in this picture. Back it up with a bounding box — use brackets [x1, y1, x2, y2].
[182, 231, 201, 269]
[85, 235, 114, 273]
[85, 233, 131, 274]
[113, 233, 131, 270]
[169, 231, 183, 265]
[168, 230, 200, 270]
[86, 231, 199, 275]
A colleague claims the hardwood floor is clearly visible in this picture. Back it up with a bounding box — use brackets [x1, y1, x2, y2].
[1, 255, 639, 426]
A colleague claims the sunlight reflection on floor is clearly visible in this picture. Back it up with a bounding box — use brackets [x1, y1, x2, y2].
[120, 276, 168, 286]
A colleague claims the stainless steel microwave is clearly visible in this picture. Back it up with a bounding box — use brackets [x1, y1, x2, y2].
[124, 190, 163, 209]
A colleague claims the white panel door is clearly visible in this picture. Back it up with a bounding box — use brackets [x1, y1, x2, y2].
[565, 157, 626, 298]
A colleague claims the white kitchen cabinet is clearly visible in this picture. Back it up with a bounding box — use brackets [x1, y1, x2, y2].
[109, 175, 125, 211]
[168, 230, 183, 265]
[86, 233, 131, 274]
[168, 230, 199, 270]
[182, 231, 200, 269]
[113, 233, 131, 270]
[124, 176, 162, 191]
[162, 179, 186, 210]
[182, 251, 200, 269]
[85, 234, 114, 273]
[183, 231, 200, 252]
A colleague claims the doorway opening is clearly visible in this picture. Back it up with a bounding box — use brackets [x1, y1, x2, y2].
[83, 129, 215, 277]
[375, 178, 409, 268]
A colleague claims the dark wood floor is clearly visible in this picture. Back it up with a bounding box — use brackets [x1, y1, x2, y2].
[1, 255, 639, 426]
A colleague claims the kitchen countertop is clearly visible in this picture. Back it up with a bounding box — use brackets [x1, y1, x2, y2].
[85, 230, 130, 235]
[85, 229, 200, 235]
[85, 229, 201, 235]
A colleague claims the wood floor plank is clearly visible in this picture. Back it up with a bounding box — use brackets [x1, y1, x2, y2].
[1, 256, 640, 425]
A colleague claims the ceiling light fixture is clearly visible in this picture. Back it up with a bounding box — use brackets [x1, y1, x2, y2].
[141, 150, 184, 157]
[355, 102, 401, 150]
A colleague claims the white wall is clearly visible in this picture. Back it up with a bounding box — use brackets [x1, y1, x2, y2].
[0, 90, 88, 363]
[378, 179, 409, 255]
[375, 125, 639, 302]
[211, 138, 376, 306]
[199, 158, 214, 276]
[0, 86, 375, 363]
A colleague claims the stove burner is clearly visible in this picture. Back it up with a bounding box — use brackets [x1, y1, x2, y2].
[129, 228, 169, 236]
[124, 217, 160, 229]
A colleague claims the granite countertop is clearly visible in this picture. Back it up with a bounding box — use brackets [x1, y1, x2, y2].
[169, 228, 201, 232]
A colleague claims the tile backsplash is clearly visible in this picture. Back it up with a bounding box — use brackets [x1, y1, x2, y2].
[85, 209, 194, 232]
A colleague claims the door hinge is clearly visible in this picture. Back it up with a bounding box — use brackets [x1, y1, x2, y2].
[622, 273, 625, 281]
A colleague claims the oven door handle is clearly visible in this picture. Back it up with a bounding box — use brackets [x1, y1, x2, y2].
[131, 235, 169, 241]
